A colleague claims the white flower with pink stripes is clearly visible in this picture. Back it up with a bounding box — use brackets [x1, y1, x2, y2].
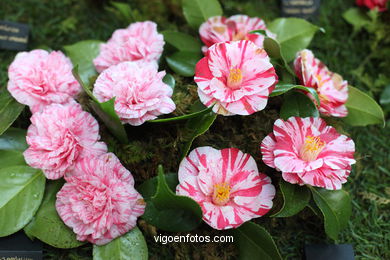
[56, 153, 145, 245]
[199, 15, 275, 53]
[176, 146, 275, 230]
[261, 117, 356, 190]
[93, 61, 176, 126]
[194, 40, 278, 116]
[294, 49, 349, 117]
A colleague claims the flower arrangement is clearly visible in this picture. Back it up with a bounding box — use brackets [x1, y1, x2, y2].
[0, 0, 386, 259]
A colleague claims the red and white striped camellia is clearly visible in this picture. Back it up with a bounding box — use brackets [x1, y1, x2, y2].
[294, 49, 349, 117]
[261, 117, 356, 190]
[194, 40, 278, 116]
[176, 146, 275, 230]
[199, 15, 275, 53]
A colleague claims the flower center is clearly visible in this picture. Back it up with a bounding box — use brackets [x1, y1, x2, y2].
[227, 68, 243, 89]
[212, 182, 231, 206]
[300, 136, 326, 161]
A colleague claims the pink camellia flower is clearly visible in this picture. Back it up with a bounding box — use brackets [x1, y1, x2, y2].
[199, 15, 275, 53]
[56, 153, 145, 245]
[7, 49, 80, 113]
[176, 146, 275, 230]
[93, 21, 164, 73]
[356, 0, 388, 12]
[294, 49, 349, 117]
[93, 61, 176, 126]
[261, 117, 356, 190]
[24, 101, 107, 180]
[194, 40, 278, 115]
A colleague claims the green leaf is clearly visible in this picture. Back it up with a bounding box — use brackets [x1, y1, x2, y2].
[271, 83, 320, 105]
[0, 166, 45, 237]
[310, 187, 352, 240]
[163, 73, 175, 90]
[24, 180, 85, 248]
[161, 31, 202, 53]
[271, 181, 311, 217]
[268, 18, 321, 62]
[0, 128, 27, 151]
[64, 40, 102, 86]
[90, 99, 128, 143]
[166, 51, 202, 77]
[148, 105, 213, 123]
[72, 68, 128, 143]
[182, 0, 223, 29]
[108, 1, 135, 23]
[181, 110, 217, 159]
[138, 173, 178, 200]
[280, 91, 319, 120]
[343, 8, 371, 32]
[139, 166, 203, 232]
[231, 222, 283, 260]
[379, 85, 390, 105]
[343, 86, 385, 126]
[0, 90, 25, 135]
[93, 227, 148, 260]
[0, 150, 26, 169]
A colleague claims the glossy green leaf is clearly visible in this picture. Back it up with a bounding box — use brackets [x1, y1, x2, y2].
[231, 222, 283, 260]
[343, 8, 371, 31]
[166, 51, 202, 77]
[93, 227, 148, 260]
[138, 173, 178, 199]
[182, 0, 223, 29]
[24, 180, 85, 248]
[310, 187, 352, 240]
[271, 181, 311, 217]
[343, 86, 385, 126]
[0, 128, 27, 151]
[268, 18, 321, 62]
[0, 90, 25, 135]
[280, 91, 319, 120]
[271, 83, 320, 105]
[181, 110, 217, 159]
[0, 166, 45, 237]
[139, 166, 202, 232]
[380, 85, 390, 105]
[161, 31, 202, 53]
[72, 66, 98, 103]
[148, 105, 213, 123]
[0, 150, 26, 169]
[90, 99, 128, 143]
[73, 68, 128, 143]
[163, 73, 175, 90]
[64, 40, 102, 86]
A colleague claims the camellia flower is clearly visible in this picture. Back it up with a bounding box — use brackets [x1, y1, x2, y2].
[24, 101, 107, 180]
[176, 146, 275, 230]
[7, 49, 80, 113]
[199, 15, 275, 53]
[194, 40, 278, 115]
[261, 117, 356, 190]
[294, 49, 349, 117]
[93, 21, 164, 73]
[56, 153, 145, 245]
[356, 0, 388, 12]
[93, 61, 176, 126]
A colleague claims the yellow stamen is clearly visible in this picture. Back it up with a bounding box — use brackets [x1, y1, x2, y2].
[300, 136, 326, 161]
[227, 68, 243, 89]
[212, 182, 231, 206]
